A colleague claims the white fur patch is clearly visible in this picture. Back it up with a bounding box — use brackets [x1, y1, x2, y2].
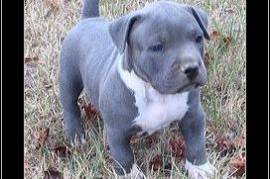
[117, 54, 189, 135]
[185, 160, 217, 179]
[180, 61, 198, 73]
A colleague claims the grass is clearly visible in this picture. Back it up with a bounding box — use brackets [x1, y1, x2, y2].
[24, 0, 246, 178]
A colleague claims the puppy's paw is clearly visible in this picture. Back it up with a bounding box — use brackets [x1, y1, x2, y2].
[185, 160, 217, 179]
[118, 164, 146, 179]
[64, 121, 86, 146]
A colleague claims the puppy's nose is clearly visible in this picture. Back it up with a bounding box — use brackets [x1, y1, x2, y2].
[183, 65, 199, 80]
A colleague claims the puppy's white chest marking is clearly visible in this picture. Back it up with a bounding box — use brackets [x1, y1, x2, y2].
[117, 54, 189, 135]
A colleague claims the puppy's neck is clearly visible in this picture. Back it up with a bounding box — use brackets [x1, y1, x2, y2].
[117, 54, 178, 102]
[117, 54, 189, 135]
[117, 53, 149, 97]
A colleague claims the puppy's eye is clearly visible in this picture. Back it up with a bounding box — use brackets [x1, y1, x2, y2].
[149, 43, 164, 52]
[195, 35, 203, 43]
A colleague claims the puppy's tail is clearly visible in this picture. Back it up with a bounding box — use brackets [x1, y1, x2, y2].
[81, 0, 99, 19]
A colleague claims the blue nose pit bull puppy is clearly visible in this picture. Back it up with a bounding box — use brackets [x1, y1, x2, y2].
[59, 0, 217, 178]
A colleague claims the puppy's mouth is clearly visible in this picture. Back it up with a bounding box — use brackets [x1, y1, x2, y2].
[151, 82, 203, 95]
[175, 82, 202, 93]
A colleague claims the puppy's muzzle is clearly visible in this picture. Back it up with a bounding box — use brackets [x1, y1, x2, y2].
[172, 58, 207, 88]
[181, 63, 199, 81]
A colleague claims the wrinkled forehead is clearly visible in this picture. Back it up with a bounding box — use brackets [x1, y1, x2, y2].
[132, 4, 201, 43]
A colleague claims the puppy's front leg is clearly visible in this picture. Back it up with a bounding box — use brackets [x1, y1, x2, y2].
[106, 128, 145, 179]
[180, 103, 216, 179]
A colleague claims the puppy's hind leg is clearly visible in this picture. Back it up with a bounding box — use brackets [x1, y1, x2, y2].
[59, 66, 85, 146]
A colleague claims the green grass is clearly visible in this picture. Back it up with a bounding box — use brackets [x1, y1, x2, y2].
[24, 0, 246, 178]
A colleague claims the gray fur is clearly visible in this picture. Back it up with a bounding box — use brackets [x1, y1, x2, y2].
[59, 0, 210, 176]
[81, 0, 99, 19]
[179, 89, 207, 165]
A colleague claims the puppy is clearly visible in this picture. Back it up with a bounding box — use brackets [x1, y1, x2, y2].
[59, 0, 216, 178]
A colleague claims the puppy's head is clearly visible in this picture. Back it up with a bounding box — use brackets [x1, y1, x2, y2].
[109, 1, 210, 94]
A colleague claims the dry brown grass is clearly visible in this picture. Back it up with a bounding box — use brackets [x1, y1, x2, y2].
[24, 0, 246, 178]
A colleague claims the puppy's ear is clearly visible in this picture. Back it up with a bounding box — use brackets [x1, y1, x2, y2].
[187, 6, 210, 40]
[109, 14, 141, 53]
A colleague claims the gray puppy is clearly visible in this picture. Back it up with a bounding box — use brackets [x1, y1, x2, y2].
[59, 0, 217, 178]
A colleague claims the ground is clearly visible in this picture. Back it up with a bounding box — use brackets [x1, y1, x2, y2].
[24, 0, 246, 178]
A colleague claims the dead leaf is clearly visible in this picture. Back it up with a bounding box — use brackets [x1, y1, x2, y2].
[149, 154, 163, 171]
[25, 57, 38, 63]
[52, 144, 71, 158]
[25, 57, 32, 63]
[37, 128, 49, 149]
[204, 52, 211, 68]
[229, 155, 245, 177]
[223, 36, 233, 47]
[44, 0, 61, 10]
[145, 135, 158, 148]
[43, 167, 63, 179]
[25, 57, 44, 64]
[217, 136, 233, 150]
[216, 135, 245, 157]
[216, 136, 235, 156]
[210, 30, 221, 39]
[169, 135, 185, 158]
[82, 103, 100, 119]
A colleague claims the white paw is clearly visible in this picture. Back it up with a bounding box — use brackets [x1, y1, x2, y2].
[118, 164, 145, 179]
[185, 160, 217, 179]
